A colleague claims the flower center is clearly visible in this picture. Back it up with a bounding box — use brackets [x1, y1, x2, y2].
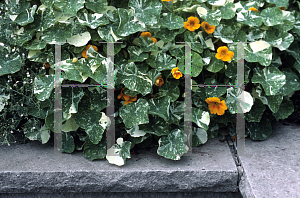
[221, 51, 226, 56]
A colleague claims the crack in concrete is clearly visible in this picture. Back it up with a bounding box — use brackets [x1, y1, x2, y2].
[225, 135, 244, 186]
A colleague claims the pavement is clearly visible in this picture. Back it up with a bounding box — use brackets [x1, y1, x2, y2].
[237, 120, 300, 198]
[0, 120, 299, 198]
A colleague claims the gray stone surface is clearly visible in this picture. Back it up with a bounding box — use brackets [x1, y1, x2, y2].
[0, 134, 239, 194]
[238, 121, 300, 198]
[0, 192, 243, 198]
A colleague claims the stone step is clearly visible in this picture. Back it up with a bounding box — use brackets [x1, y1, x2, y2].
[237, 121, 300, 198]
[0, 134, 242, 198]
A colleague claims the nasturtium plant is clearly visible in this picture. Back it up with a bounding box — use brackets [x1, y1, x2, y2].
[1, 0, 300, 166]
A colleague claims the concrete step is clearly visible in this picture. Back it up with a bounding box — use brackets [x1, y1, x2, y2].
[0, 134, 242, 198]
[237, 121, 300, 198]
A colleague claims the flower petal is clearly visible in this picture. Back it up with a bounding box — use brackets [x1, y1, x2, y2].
[193, 23, 201, 30]
[205, 97, 220, 104]
[215, 53, 223, 59]
[208, 104, 218, 114]
[217, 46, 228, 53]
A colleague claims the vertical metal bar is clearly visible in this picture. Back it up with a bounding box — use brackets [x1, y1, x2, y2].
[184, 42, 193, 154]
[106, 43, 117, 156]
[236, 42, 245, 156]
[54, 44, 62, 154]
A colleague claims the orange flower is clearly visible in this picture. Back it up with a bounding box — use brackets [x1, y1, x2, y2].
[183, 16, 201, 32]
[248, 7, 258, 12]
[151, 37, 157, 43]
[82, 44, 98, 59]
[154, 75, 164, 87]
[215, 46, 234, 62]
[280, 7, 285, 10]
[118, 88, 125, 100]
[200, 21, 216, 34]
[140, 32, 152, 37]
[117, 88, 138, 105]
[205, 97, 228, 116]
[162, 0, 173, 2]
[123, 95, 137, 105]
[171, 67, 183, 79]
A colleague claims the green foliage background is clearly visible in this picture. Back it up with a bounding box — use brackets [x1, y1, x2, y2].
[0, 0, 300, 166]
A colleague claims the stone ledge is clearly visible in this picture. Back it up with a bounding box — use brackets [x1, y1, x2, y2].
[0, 134, 240, 195]
[0, 192, 243, 198]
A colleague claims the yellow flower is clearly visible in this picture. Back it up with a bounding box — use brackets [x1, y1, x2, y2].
[162, 0, 173, 2]
[82, 44, 98, 59]
[151, 37, 157, 43]
[171, 67, 183, 79]
[205, 97, 228, 116]
[154, 75, 164, 87]
[140, 32, 152, 37]
[248, 7, 258, 12]
[200, 21, 216, 34]
[215, 46, 234, 62]
[183, 16, 201, 32]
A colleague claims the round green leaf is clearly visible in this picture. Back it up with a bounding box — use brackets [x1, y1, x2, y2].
[148, 96, 171, 121]
[204, 78, 227, 98]
[119, 98, 150, 129]
[117, 8, 145, 37]
[85, 0, 108, 13]
[0, 51, 22, 76]
[191, 52, 203, 77]
[192, 109, 210, 131]
[127, 46, 149, 62]
[236, 10, 263, 27]
[264, 29, 294, 51]
[129, 0, 162, 25]
[244, 41, 272, 66]
[260, 7, 284, 26]
[192, 127, 208, 147]
[156, 80, 180, 102]
[146, 52, 177, 71]
[139, 115, 170, 136]
[205, 55, 224, 73]
[76, 8, 110, 29]
[273, 10, 295, 32]
[54, 0, 84, 18]
[74, 109, 108, 144]
[251, 66, 286, 96]
[278, 68, 300, 96]
[106, 137, 131, 166]
[245, 99, 266, 122]
[117, 62, 152, 96]
[33, 74, 55, 101]
[265, 95, 283, 113]
[246, 117, 272, 141]
[62, 132, 75, 153]
[14, 5, 37, 26]
[159, 13, 184, 30]
[157, 129, 188, 160]
[272, 97, 294, 120]
[218, 2, 236, 19]
[265, 0, 288, 7]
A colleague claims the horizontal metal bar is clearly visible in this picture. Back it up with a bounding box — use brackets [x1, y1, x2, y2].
[61, 84, 107, 87]
[196, 84, 238, 87]
[97, 42, 123, 43]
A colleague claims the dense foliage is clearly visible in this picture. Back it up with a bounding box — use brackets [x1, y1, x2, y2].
[0, 0, 300, 166]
